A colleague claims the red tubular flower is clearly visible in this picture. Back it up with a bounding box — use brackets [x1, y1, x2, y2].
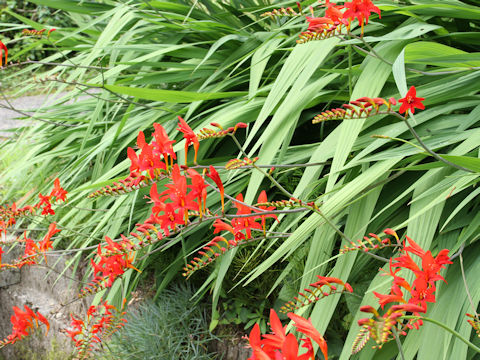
[246, 309, 327, 360]
[213, 219, 234, 235]
[177, 116, 200, 164]
[343, 0, 380, 35]
[288, 313, 328, 360]
[152, 122, 176, 170]
[255, 190, 277, 234]
[149, 202, 184, 235]
[90, 236, 138, 287]
[206, 165, 224, 213]
[0, 40, 7, 67]
[160, 164, 198, 224]
[306, 16, 333, 31]
[50, 178, 68, 202]
[398, 86, 425, 115]
[247, 324, 271, 360]
[40, 222, 60, 253]
[186, 168, 208, 218]
[325, 0, 346, 25]
[5, 305, 49, 344]
[282, 334, 299, 360]
[231, 193, 262, 240]
[127, 147, 141, 174]
[373, 291, 405, 310]
[262, 309, 287, 350]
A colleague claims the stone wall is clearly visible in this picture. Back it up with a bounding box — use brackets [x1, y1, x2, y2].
[0, 248, 90, 359]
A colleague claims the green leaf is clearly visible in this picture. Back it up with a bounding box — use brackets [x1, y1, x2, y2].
[89, 84, 247, 103]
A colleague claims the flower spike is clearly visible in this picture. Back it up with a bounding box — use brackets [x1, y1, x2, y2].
[281, 276, 353, 313]
[261, 7, 301, 19]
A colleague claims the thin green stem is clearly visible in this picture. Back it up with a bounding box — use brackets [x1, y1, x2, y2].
[348, 44, 353, 98]
[343, 33, 480, 76]
[387, 111, 474, 173]
[391, 327, 405, 360]
[229, 134, 356, 245]
[460, 252, 479, 320]
[402, 315, 480, 353]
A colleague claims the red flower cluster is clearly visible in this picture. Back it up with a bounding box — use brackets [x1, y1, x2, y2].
[128, 123, 176, 179]
[183, 191, 277, 278]
[298, 0, 380, 42]
[248, 309, 328, 360]
[90, 236, 138, 288]
[144, 163, 207, 237]
[356, 232, 452, 349]
[0, 305, 49, 346]
[22, 222, 60, 266]
[66, 301, 126, 358]
[37, 177, 68, 215]
[343, 0, 381, 33]
[313, 86, 424, 123]
[0, 178, 67, 237]
[89, 120, 246, 198]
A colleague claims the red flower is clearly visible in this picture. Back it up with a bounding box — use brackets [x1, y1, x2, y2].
[40, 222, 60, 253]
[6, 305, 49, 344]
[247, 324, 271, 360]
[206, 165, 224, 213]
[177, 116, 199, 164]
[325, 0, 346, 25]
[50, 178, 68, 202]
[409, 276, 436, 309]
[91, 236, 138, 287]
[37, 193, 51, 207]
[127, 147, 140, 174]
[262, 309, 287, 351]
[0, 40, 7, 67]
[160, 164, 198, 224]
[255, 190, 277, 235]
[398, 86, 425, 115]
[306, 16, 333, 31]
[373, 291, 405, 310]
[152, 123, 176, 169]
[343, 0, 380, 35]
[213, 219, 234, 235]
[149, 184, 184, 235]
[288, 313, 328, 360]
[186, 168, 208, 218]
[246, 309, 328, 360]
[231, 193, 262, 240]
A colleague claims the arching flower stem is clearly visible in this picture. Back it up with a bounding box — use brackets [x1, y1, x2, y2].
[401, 315, 480, 354]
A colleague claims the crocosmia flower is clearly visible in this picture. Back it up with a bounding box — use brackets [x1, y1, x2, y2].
[398, 86, 425, 115]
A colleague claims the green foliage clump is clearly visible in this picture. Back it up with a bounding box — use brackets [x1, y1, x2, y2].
[101, 284, 216, 360]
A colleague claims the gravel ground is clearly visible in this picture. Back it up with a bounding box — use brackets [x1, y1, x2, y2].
[0, 91, 98, 137]
[0, 94, 55, 137]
